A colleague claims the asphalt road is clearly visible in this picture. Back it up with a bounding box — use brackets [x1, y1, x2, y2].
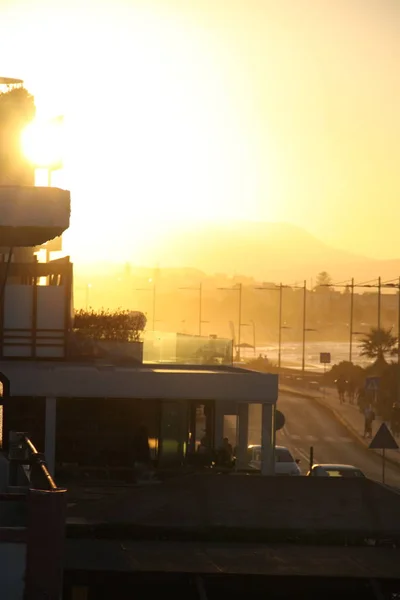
[246, 393, 400, 487]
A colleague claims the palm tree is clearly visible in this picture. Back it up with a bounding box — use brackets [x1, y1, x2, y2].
[359, 327, 398, 362]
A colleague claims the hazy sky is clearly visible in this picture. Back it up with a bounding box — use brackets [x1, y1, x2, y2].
[1, 0, 399, 261]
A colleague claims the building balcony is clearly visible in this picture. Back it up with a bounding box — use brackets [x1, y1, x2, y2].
[0, 186, 70, 247]
[0, 258, 73, 359]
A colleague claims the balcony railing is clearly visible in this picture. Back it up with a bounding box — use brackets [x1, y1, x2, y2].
[8, 431, 57, 490]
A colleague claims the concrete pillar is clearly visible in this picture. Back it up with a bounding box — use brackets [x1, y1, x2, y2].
[261, 403, 274, 476]
[214, 403, 224, 449]
[236, 403, 249, 470]
[45, 397, 57, 476]
[25, 488, 67, 599]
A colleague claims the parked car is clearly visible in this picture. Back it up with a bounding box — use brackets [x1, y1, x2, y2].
[248, 445, 301, 476]
[307, 464, 365, 478]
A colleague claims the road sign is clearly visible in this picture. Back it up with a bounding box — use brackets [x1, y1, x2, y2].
[275, 410, 285, 431]
[369, 423, 398, 485]
[369, 423, 399, 450]
[320, 352, 331, 364]
[365, 377, 380, 391]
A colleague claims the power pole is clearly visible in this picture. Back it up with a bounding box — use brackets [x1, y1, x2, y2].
[378, 276, 381, 330]
[349, 278, 354, 362]
[302, 280, 307, 375]
[198, 282, 203, 336]
[278, 283, 283, 369]
[237, 283, 242, 360]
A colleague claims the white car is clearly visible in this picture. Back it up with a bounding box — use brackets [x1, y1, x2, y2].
[307, 464, 365, 478]
[247, 444, 301, 476]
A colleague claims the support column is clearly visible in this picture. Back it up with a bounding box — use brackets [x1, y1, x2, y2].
[45, 397, 57, 477]
[25, 488, 67, 599]
[214, 403, 224, 450]
[236, 403, 249, 470]
[261, 403, 274, 476]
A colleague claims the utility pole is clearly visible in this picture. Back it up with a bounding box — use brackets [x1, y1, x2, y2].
[250, 319, 256, 356]
[302, 280, 307, 375]
[278, 283, 283, 369]
[378, 276, 381, 330]
[349, 278, 354, 363]
[198, 283, 202, 336]
[218, 283, 243, 361]
[237, 283, 242, 359]
[398, 277, 400, 366]
[179, 283, 205, 336]
[397, 276, 400, 407]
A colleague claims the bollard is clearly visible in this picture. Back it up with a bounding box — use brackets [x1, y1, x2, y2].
[309, 446, 314, 473]
[24, 488, 67, 599]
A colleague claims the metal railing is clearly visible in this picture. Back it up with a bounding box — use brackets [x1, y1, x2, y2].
[8, 431, 57, 490]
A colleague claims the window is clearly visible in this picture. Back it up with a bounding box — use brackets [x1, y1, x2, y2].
[276, 448, 294, 463]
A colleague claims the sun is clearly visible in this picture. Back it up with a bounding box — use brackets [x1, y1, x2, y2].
[21, 117, 64, 169]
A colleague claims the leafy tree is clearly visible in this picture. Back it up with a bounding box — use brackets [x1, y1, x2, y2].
[315, 271, 333, 292]
[0, 85, 35, 184]
[326, 360, 364, 387]
[74, 308, 147, 342]
[359, 326, 398, 362]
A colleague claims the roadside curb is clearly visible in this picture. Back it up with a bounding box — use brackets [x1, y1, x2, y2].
[280, 386, 400, 471]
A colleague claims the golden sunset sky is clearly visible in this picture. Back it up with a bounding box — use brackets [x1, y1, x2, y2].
[1, 0, 399, 261]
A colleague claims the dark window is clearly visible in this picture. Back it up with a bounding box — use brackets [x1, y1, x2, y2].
[276, 448, 294, 463]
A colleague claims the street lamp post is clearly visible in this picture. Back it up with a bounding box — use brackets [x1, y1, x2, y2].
[250, 319, 256, 356]
[349, 278, 354, 362]
[255, 283, 292, 369]
[218, 283, 243, 360]
[378, 276, 382, 330]
[302, 280, 306, 374]
[179, 283, 207, 336]
[278, 283, 283, 367]
[241, 321, 256, 356]
[322, 277, 384, 363]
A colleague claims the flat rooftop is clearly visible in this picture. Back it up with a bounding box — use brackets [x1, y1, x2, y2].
[0, 361, 278, 401]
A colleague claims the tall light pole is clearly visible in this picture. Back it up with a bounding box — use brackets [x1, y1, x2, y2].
[241, 321, 256, 356]
[398, 276, 400, 367]
[299, 280, 317, 375]
[302, 280, 307, 374]
[218, 283, 243, 360]
[322, 277, 383, 362]
[250, 319, 256, 356]
[135, 284, 156, 330]
[378, 276, 382, 330]
[349, 278, 354, 362]
[255, 283, 290, 369]
[179, 283, 206, 336]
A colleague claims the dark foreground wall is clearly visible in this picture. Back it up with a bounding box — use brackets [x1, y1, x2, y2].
[66, 473, 400, 539]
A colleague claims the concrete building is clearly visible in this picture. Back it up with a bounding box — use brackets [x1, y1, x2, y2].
[0, 185, 278, 479]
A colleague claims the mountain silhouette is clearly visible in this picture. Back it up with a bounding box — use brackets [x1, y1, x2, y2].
[139, 221, 393, 282]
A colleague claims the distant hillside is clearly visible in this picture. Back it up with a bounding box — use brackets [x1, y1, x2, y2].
[136, 221, 398, 282]
[74, 221, 400, 283]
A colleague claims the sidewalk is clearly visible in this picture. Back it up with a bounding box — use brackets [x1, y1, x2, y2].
[280, 384, 400, 468]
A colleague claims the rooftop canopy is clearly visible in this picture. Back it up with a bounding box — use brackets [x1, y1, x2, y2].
[0, 362, 278, 402]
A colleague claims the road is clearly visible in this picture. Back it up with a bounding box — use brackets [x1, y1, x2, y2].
[246, 393, 400, 487]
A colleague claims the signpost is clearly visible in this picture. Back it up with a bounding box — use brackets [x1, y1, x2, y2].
[365, 377, 380, 392]
[369, 423, 399, 484]
[320, 353, 331, 397]
[319, 352, 331, 365]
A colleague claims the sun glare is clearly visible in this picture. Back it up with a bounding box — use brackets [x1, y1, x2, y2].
[21, 117, 64, 169]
